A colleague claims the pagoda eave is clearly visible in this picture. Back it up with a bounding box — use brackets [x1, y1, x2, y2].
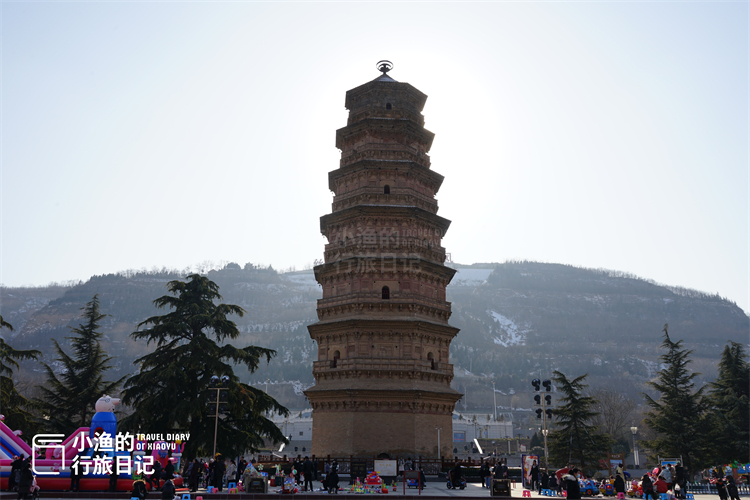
[328, 159, 445, 193]
[313, 256, 457, 282]
[308, 317, 460, 339]
[319, 205, 452, 236]
[335, 119, 435, 151]
[345, 81, 428, 112]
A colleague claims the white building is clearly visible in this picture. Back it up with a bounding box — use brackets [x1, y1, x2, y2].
[270, 410, 513, 448]
[451, 412, 514, 442]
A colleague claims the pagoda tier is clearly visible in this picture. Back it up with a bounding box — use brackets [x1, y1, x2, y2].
[306, 67, 461, 459]
[328, 159, 444, 214]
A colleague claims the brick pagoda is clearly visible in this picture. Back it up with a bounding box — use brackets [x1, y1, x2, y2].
[305, 62, 461, 458]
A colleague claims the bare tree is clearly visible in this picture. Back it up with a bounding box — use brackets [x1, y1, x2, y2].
[589, 386, 636, 438]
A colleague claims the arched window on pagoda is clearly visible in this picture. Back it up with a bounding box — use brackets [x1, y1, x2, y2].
[384, 185, 390, 195]
[382, 286, 390, 300]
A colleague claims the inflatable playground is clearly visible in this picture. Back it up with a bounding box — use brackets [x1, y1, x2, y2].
[0, 395, 183, 492]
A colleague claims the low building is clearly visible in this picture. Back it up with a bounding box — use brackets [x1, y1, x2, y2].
[272, 410, 514, 456]
[451, 412, 514, 442]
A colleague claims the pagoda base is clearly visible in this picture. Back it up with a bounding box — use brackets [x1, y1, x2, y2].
[307, 389, 459, 458]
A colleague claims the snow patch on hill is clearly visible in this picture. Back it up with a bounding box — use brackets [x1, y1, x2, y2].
[281, 271, 320, 291]
[489, 311, 528, 346]
[451, 268, 494, 287]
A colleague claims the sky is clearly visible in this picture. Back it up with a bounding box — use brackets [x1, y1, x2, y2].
[1, 1, 748, 314]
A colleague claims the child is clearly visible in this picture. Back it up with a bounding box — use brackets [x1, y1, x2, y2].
[29, 477, 40, 500]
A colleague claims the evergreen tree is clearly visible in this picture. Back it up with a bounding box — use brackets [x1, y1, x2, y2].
[0, 315, 41, 431]
[706, 341, 749, 463]
[35, 295, 124, 435]
[642, 324, 707, 474]
[121, 274, 288, 457]
[547, 370, 612, 474]
[530, 431, 543, 449]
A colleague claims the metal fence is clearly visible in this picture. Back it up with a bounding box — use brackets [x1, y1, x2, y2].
[686, 483, 750, 496]
[254, 456, 497, 476]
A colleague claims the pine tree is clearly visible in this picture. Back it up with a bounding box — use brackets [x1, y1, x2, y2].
[0, 315, 41, 431]
[547, 370, 612, 474]
[35, 295, 124, 435]
[642, 324, 707, 474]
[121, 274, 288, 457]
[706, 341, 749, 463]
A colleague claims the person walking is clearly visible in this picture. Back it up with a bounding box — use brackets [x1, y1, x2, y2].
[530, 461, 540, 491]
[161, 479, 175, 500]
[303, 456, 314, 492]
[131, 479, 148, 500]
[188, 459, 201, 492]
[480, 462, 490, 488]
[716, 477, 728, 500]
[108, 465, 119, 492]
[17, 462, 33, 500]
[150, 460, 163, 491]
[226, 460, 236, 486]
[213, 455, 226, 492]
[164, 459, 174, 482]
[659, 465, 673, 493]
[726, 476, 740, 500]
[563, 468, 581, 500]
[8, 455, 22, 492]
[69, 454, 82, 492]
[642, 474, 658, 500]
[674, 463, 686, 499]
[614, 474, 626, 496]
[540, 471, 549, 494]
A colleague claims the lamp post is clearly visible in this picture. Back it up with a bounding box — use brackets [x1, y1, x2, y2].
[492, 381, 498, 422]
[436, 427, 442, 459]
[542, 429, 550, 472]
[208, 375, 230, 457]
[630, 426, 639, 468]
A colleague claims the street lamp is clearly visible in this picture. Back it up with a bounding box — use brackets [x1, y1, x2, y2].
[492, 381, 498, 422]
[208, 375, 230, 457]
[436, 427, 442, 459]
[542, 429, 549, 472]
[630, 426, 639, 468]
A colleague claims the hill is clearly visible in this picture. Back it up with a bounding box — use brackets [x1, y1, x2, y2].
[2, 261, 746, 415]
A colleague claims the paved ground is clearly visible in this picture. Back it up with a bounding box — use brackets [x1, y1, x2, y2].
[0, 482, 723, 500]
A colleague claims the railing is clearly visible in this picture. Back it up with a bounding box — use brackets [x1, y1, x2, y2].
[686, 483, 750, 495]
[312, 358, 453, 373]
[254, 456, 502, 476]
[317, 291, 451, 311]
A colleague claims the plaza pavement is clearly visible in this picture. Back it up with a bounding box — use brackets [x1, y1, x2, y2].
[0, 481, 722, 500]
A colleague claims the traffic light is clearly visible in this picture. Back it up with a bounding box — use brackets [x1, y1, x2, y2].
[535, 409, 543, 419]
[545, 409, 553, 419]
[532, 379, 541, 391]
[545, 395, 552, 405]
[534, 395, 541, 405]
[542, 379, 552, 392]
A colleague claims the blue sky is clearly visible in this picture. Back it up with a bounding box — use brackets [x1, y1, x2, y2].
[2, 1, 748, 313]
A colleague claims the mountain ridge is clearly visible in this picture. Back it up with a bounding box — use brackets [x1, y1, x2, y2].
[1, 261, 745, 413]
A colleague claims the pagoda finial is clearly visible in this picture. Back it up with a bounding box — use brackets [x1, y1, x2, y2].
[376, 60, 393, 75]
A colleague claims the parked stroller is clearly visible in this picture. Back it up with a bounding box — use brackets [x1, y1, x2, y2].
[447, 469, 466, 490]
